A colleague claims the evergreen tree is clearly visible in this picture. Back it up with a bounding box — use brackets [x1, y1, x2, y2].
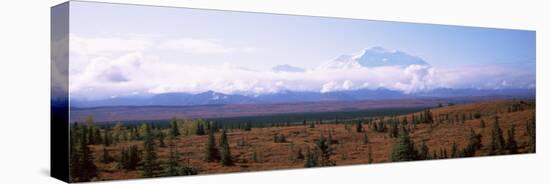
[164, 138, 182, 176]
[423, 110, 434, 124]
[296, 147, 304, 160]
[85, 116, 95, 144]
[464, 128, 482, 157]
[158, 131, 166, 147]
[78, 125, 98, 181]
[304, 147, 318, 168]
[480, 119, 486, 128]
[167, 133, 199, 176]
[389, 121, 399, 138]
[103, 129, 111, 146]
[363, 133, 369, 144]
[129, 145, 141, 169]
[118, 145, 141, 170]
[450, 141, 459, 158]
[142, 124, 159, 177]
[100, 147, 112, 163]
[205, 127, 220, 162]
[401, 117, 409, 126]
[526, 113, 536, 153]
[327, 132, 334, 145]
[196, 123, 206, 135]
[506, 125, 518, 154]
[316, 134, 335, 166]
[94, 128, 102, 145]
[356, 121, 363, 132]
[489, 117, 505, 155]
[219, 130, 233, 166]
[367, 144, 374, 164]
[170, 120, 180, 137]
[243, 122, 252, 131]
[69, 123, 81, 182]
[252, 151, 259, 163]
[390, 127, 417, 162]
[418, 141, 430, 160]
[273, 133, 287, 143]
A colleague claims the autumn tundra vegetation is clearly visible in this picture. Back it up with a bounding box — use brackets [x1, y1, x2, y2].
[68, 100, 535, 182]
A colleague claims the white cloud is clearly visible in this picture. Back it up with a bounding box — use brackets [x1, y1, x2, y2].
[321, 80, 354, 93]
[160, 38, 233, 54]
[70, 34, 152, 55]
[68, 35, 534, 100]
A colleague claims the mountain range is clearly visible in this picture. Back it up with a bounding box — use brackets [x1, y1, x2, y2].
[71, 88, 535, 108]
[69, 47, 535, 108]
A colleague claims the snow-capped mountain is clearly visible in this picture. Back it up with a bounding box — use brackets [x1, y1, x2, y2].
[321, 46, 429, 69]
[355, 46, 428, 67]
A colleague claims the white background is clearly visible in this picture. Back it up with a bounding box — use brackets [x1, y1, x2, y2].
[0, 0, 547, 183]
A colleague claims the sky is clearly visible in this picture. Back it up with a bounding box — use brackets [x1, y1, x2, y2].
[65, 1, 536, 100]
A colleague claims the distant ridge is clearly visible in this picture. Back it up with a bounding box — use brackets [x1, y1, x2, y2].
[71, 88, 535, 108]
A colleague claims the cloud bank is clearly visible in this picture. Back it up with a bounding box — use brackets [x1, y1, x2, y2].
[68, 34, 535, 100]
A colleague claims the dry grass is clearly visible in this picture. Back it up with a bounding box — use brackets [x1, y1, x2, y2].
[90, 99, 535, 181]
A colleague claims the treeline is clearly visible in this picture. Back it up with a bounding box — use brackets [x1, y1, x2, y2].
[69, 102, 535, 181]
[389, 113, 535, 162]
[70, 116, 248, 182]
[69, 117, 209, 182]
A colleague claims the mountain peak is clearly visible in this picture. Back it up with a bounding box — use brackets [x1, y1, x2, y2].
[354, 47, 429, 68]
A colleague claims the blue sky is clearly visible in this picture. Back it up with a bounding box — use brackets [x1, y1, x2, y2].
[66, 1, 536, 100]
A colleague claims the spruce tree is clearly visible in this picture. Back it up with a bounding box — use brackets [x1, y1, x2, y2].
[356, 121, 363, 132]
[196, 123, 206, 135]
[304, 147, 318, 168]
[100, 147, 112, 163]
[526, 113, 536, 153]
[401, 117, 409, 126]
[243, 122, 252, 131]
[158, 131, 166, 147]
[389, 122, 399, 138]
[205, 127, 220, 162]
[252, 151, 259, 163]
[78, 125, 98, 181]
[506, 125, 518, 154]
[69, 123, 81, 182]
[316, 134, 335, 166]
[464, 128, 482, 157]
[363, 133, 369, 144]
[118, 145, 141, 170]
[424, 110, 434, 124]
[103, 129, 110, 146]
[128, 145, 141, 170]
[170, 120, 180, 137]
[219, 130, 233, 166]
[142, 124, 159, 177]
[327, 132, 334, 145]
[163, 135, 199, 176]
[367, 144, 373, 164]
[390, 127, 417, 162]
[164, 138, 181, 176]
[296, 147, 304, 160]
[419, 141, 430, 160]
[489, 117, 505, 155]
[450, 141, 459, 158]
